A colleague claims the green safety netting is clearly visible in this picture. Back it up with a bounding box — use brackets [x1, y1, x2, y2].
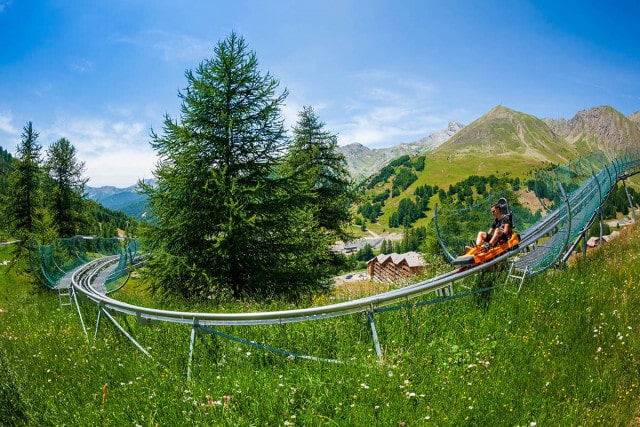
[534, 152, 610, 212]
[29, 236, 139, 293]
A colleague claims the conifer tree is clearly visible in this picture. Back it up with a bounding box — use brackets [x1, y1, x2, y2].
[44, 138, 88, 237]
[140, 33, 331, 300]
[283, 106, 356, 241]
[6, 122, 43, 239]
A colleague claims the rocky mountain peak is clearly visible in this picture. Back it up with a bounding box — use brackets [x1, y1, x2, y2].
[338, 121, 465, 181]
[556, 106, 640, 154]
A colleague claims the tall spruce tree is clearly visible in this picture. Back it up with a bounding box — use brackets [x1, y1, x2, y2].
[140, 33, 330, 300]
[44, 138, 88, 237]
[283, 106, 356, 242]
[6, 122, 43, 239]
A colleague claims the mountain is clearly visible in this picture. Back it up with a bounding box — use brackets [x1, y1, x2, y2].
[360, 104, 640, 231]
[86, 183, 148, 219]
[629, 110, 640, 125]
[544, 106, 640, 156]
[439, 105, 577, 161]
[413, 105, 581, 188]
[339, 121, 464, 181]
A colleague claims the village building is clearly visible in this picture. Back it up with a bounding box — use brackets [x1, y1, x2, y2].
[586, 230, 621, 249]
[367, 251, 426, 284]
[331, 237, 383, 255]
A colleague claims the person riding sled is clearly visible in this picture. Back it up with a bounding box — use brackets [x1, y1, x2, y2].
[468, 202, 513, 251]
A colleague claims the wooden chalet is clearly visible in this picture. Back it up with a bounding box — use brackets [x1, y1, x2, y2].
[367, 251, 426, 284]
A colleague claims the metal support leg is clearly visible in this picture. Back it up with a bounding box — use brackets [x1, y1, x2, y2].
[100, 308, 152, 358]
[623, 180, 637, 224]
[72, 288, 89, 343]
[94, 308, 103, 341]
[187, 320, 198, 381]
[367, 309, 383, 361]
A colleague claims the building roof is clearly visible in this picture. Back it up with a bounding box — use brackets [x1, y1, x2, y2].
[586, 230, 621, 247]
[368, 251, 426, 267]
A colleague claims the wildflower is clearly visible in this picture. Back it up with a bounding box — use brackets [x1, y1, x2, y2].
[360, 383, 369, 389]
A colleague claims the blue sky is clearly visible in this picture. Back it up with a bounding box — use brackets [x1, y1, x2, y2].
[1, 0, 639, 187]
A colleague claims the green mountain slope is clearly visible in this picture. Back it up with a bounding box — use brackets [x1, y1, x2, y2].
[359, 105, 640, 233]
[427, 105, 579, 186]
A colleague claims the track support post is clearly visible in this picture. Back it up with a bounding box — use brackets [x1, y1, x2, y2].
[622, 179, 637, 224]
[187, 319, 198, 381]
[367, 307, 383, 361]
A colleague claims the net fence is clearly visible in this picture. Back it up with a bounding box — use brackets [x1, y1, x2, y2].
[30, 236, 139, 293]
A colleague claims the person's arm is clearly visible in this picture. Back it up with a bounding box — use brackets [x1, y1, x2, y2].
[501, 222, 511, 236]
[504, 214, 513, 235]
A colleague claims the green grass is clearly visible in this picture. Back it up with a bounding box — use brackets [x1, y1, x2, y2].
[2, 226, 640, 426]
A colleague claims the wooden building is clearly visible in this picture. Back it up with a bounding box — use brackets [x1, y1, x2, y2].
[367, 251, 426, 284]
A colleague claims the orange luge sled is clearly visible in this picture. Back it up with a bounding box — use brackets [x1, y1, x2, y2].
[453, 231, 520, 267]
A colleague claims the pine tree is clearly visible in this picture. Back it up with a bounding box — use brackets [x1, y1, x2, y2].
[139, 33, 330, 300]
[283, 106, 356, 241]
[44, 138, 89, 237]
[6, 122, 43, 239]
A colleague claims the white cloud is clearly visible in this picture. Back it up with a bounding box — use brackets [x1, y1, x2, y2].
[116, 30, 212, 62]
[70, 59, 94, 73]
[0, 111, 17, 135]
[330, 73, 447, 147]
[0, 0, 11, 13]
[43, 116, 156, 188]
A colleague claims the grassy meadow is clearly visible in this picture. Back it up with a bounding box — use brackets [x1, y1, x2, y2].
[2, 225, 640, 426]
